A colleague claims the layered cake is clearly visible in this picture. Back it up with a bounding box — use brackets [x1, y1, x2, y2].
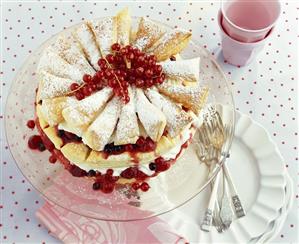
[28, 8, 209, 193]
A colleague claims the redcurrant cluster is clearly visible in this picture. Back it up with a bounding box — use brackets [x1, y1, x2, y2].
[69, 73, 103, 100]
[69, 43, 165, 103]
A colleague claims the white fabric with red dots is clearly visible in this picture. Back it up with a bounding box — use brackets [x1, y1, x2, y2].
[1, 1, 298, 243]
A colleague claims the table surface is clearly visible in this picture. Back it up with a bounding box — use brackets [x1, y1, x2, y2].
[0, 1, 298, 243]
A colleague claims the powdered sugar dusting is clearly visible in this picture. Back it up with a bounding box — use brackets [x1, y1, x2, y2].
[89, 17, 116, 57]
[36, 11, 202, 155]
[145, 88, 193, 137]
[158, 80, 209, 114]
[114, 87, 139, 145]
[116, 8, 131, 45]
[52, 35, 95, 75]
[38, 71, 75, 100]
[135, 88, 166, 141]
[62, 87, 113, 128]
[83, 97, 121, 151]
[75, 87, 113, 115]
[148, 29, 191, 61]
[160, 57, 200, 82]
[134, 36, 149, 51]
[133, 17, 165, 51]
[150, 28, 189, 51]
[38, 49, 84, 82]
[74, 23, 101, 70]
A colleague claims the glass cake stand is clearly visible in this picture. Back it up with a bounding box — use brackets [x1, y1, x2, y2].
[5, 18, 235, 221]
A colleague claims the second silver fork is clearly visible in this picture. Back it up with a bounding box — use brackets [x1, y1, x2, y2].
[195, 108, 245, 232]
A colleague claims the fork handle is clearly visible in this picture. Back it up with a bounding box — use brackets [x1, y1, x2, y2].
[231, 195, 246, 218]
[223, 164, 246, 218]
[200, 170, 221, 232]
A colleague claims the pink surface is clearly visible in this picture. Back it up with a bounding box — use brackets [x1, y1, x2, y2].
[35, 169, 188, 243]
[221, 0, 281, 43]
[36, 202, 186, 243]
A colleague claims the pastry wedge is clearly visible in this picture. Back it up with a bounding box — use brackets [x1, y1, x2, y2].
[88, 17, 117, 57]
[38, 71, 78, 100]
[115, 7, 131, 46]
[73, 23, 101, 70]
[114, 87, 139, 145]
[39, 96, 75, 126]
[51, 35, 95, 75]
[135, 88, 166, 141]
[160, 57, 200, 82]
[43, 126, 64, 149]
[61, 143, 90, 163]
[36, 105, 49, 129]
[145, 88, 193, 138]
[62, 87, 113, 133]
[38, 49, 85, 82]
[133, 17, 166, 52]
[158, 80, 209, 115]
[82, 97, 121, 151]
[149, 29, 192, 61]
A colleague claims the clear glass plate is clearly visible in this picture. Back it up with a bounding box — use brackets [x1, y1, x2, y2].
[5, 17, 235, 221]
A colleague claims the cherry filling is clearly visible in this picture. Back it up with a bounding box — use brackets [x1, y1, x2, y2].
[103, 136, 156, 156]
[120, 167, 148, 181]
[28, 118, 191, 193]
[69, 43, 166, 103]
[147, 138, 191, 174]
[55, 128, 82, 145]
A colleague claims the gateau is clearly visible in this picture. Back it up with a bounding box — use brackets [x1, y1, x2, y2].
[29, 8, 209, 193]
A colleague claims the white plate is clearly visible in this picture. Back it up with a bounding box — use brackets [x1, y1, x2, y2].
[160, 109, 288, 243]
[254, 172, 293, 243]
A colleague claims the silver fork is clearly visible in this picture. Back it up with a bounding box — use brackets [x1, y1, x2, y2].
[218, 123, 246, 219]
[195, 108, 245, 232]
[197, 111, 230, 232]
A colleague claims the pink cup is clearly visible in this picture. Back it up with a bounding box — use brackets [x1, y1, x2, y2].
[218, 11, 274, 66]
[221, 0, 281, 43]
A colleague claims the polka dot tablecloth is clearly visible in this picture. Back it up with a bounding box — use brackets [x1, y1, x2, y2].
[0, 1, 298, 243]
